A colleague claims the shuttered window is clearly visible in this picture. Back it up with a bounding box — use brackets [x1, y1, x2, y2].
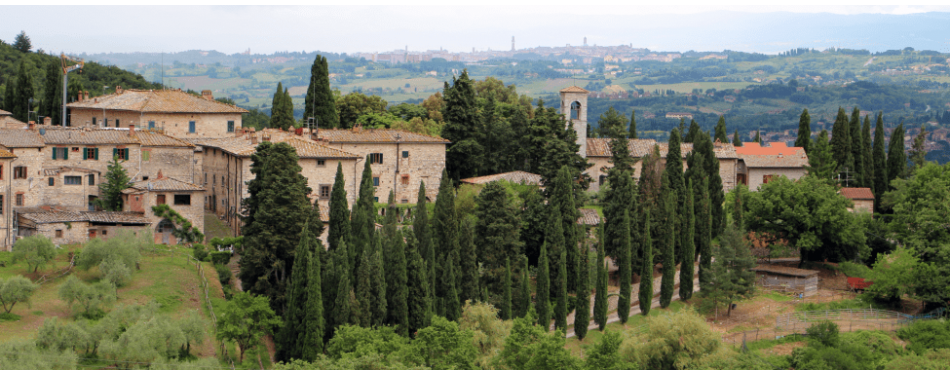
[82, 147, 99, 160]
[113, 148, 129, 160]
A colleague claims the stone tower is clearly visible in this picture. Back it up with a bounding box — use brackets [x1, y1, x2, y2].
[560, 85, 590, 157]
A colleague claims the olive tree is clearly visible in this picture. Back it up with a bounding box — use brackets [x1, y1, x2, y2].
[12, 235, 57, 273]
[0, 275, 38, 314]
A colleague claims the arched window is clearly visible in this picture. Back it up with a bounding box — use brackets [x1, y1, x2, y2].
[570, 101, 582, 120]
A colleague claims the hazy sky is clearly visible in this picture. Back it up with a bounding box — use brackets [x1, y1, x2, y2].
[2, 3, 950, 55]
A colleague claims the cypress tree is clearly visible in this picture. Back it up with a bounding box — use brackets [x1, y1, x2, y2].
[714, 116, 729, 143]
[414, 181, 430, 270]
[351, 157, 376, 286]
[617, 208, 632, 324]
[333, 242, 353, 330]
[3, 79, 14, 114]
[679, 180, 696, 301]
[275, 224, 313, 362]
[304, 55, 339, 129]
[594, 228, 609, 330]
[433, 169, 461, 295]
[733, 185, 744, 231]
[536, 242, 550, 330]
[406, 231, 431, 335]
[554, 240, 568, 332]
[301, 235, 325, 361]
[270, 82, 284, 129]
[733, 129, 743, 146]
[41, 59, 62, 125]
[444, 252, 461, 321]
[383, 192, 407, 333]
[685, 119, 701, 143]
[501, 257, 512, 320]
[460, 217, 479, 304]
[806, 130, 838, 180]
[549, 166, 580, 293]
[659, 191, 676, 308]
[328, 163, 350, 256]
[629, 109, 638, 138]
[574, 240, 590, 340]
[356, 243, 373, 327]
[850, 107, 865, 186]
[830, 107, 853, 176]
[753, 130, 761, 143]
[887, 122, 906, 183]
[640, 210, 654, 316]
[664, 128, 685, 261]
[13, 60, 34, 122]
[518, 256, 531, 318]
[698, 179, 713, 291]
[546, 209, 567, 318]
[694, 134, 725, 239]
[862, 116, 873, 188]
[370, 235, 388, 326]
[872, 112, 887, 210]
[796, 108, 811, 153]
[427, 238, 437, 310]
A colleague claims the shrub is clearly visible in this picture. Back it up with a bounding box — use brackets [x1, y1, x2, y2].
[619, 308, 722, 369]
[0, 275, 38, 313]
[57, 275, 116, 318]
[837, 261, 871, 278]
[192, 244, 208, 261]
[99, 257, 132, 287]
[805, 320, 839, 346]
[214, 264, 232, 287]
[897, 319, 950, 355]
[210, 252, 231, 265]
[11, 235, 57, 273]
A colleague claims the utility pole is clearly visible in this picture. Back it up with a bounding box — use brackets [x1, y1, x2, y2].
[61, 53, 84, 127]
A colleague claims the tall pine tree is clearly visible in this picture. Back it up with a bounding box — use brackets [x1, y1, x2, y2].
[406, 231, 431, 335]
[629, 109, 638, 138]
[639, 210, 654, 316]
[444, 252, 461, 321]
[40, 59, 62, 125]
[433, 168, 461, 299]
[414, 181, 430, 274]
[442, 70, 481, 180]
[806, 130, 837, 180]
[518, 256, 531, 318]
[303, 55, 339, 129]
[356, 244, 373, 327]
[460, 216, 479, 304]
[664, 128, 685, 261]
[796, 108, 811, 153]
[733, 129, 743, 146]
[548, 166, 580, 293]
[697, 178, 713, 291]
[275, 223, 315, 362]
[872, 112, 887, 210]
[862, 116, 874, 188]
[301, 234, 325, 361]
[536, 242, 551, 330]
[383, 192, 409, 335]
[13, 60, 34, 122]
[714, 116, 729, 143]
[370, 235, 388, 326]
[850, 107, 865, 186]
[328, 163, 351, 256]
[679, 180, 696, 301]
[332, 241, 353, 330]
[574, 239, 591, 340]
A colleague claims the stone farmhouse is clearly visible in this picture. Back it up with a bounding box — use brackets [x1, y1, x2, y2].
[122, 174, 206, 245]
[65, 88, 248, 139]
[733, 142, 809, 191]
[839, 187, 874, 214]
[0, 108, 27, 129]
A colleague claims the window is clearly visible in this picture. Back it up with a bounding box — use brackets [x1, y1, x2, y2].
[83, 147, 99, 160]
[204, 173, 207, 184]
[141, 150, 150, 161]
[189, 121, 196, 133]
[402, 150, 409, 158]
[102, 230, 108, 236]
[104, 118, 108, 127]
[48, 177, 55, 186]
[55, 230, 63, 238]
[115, 119, 120, 128]
[401, 175, 409, 185]
[92, 117, 97, 126]
[174, 194, 191, 206]
[157, 194, 166, 205]
[14, 166, 27, 179]
[316, 159, 326, 167]
[221, 176, 225, 187]
[142, 176, 149, 181]
[599, 175, 607, 186]
[88, 174, 95, 185]
[113, 148, 129, 160]
[319, 185, 331, 199]
[369, 153, 383, 164]
[65, 176, 82, 185]
[0, 165, 2, 179]
[15, 193, 24, 206]
[149, 121, 156, 129]
[373, 177, 380, 186]
[227, 121, 235, 133]
[0, 195, 3, 214]
[763, 175, 774, 184]
[401, 199, 409, 204]
[374, 197, 379, 203]
[71, 147, 80, 152]
[51, 147, 69, 160]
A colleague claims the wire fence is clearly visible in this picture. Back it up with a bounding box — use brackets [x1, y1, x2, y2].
[183, 252, 235, 370]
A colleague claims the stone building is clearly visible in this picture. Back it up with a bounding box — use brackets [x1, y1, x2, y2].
[65, 88, 247, 139]
[734, 142, 808, 191]
[194, 128, 362, 235]
[559, 86, 590, 157]
[314, 127, 449, 204]
[0, 149, 16, 249]
[0, 109, 27, 129]
[122, 175, 206, 245]
[839, 187, 874, 214]
[16, 208, 152, 246]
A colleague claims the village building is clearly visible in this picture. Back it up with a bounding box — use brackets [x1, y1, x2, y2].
[839, 187, 874, 214]
[16, 208, 152, 246]
[665, 112, 693, 119]
[122, 174, 206, 245]
[0, 109, 27, 129]
[734, 142, 809, 191]
[65, 88, 248, 139]
[0, 149, 17, 249]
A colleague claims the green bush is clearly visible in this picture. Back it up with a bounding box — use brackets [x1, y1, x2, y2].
[805, 320, 839, 346]
[837, 261, 871, 278]
[214, 264, 232, 287]
[192, 244, 208, 261]
[210, 252, 231, 265]
[897, 319, 950, 355]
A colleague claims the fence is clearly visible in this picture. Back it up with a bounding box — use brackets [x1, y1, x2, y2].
[185, 254, 235, 370]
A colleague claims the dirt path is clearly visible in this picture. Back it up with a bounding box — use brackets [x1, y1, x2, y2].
[226, 254, 243, 292]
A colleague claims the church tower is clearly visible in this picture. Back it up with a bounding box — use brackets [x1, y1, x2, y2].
[560, 85, 590, 157]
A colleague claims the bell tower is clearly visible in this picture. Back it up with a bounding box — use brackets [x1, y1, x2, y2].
[560, 85, 590, 157]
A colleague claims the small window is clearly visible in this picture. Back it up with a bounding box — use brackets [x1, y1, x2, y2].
[599, 175, 607, 186]
[88, 174, 95, 186]
[102, 230, 108, 236]
[157, 194, 166, 204]
[400, 199, 409, 204]
[763, 175, 774, 184]
[115, 119, 120, 128]
[48, 177, 55, 186]
[369, 153, 384, 164]
[14, 166, 26, 179]
[319, 185, 331, 199]
[71, 147, 80, 152]
[142, 176, 149, 181]
[85, 148, 97, 160]
[174, 194, 191, 205]
[402, 150, 409, 158]
[401, 175, 409, 185]
[317, 159, 326, 167]
[0, 195, 3, 214]
[92, 117, 97, 126]
[15, 193, 24, 206]
[204, 173, 208, 184]
[149, 121, 156, 129]
[113, 148, 129, 160]
[227, 121, 235, 133]
[189, 121, 196, 133]
[373, 177, 380, 186]
[55, 229, 63, 238]
[374, 197, 379, 202]
[52, 147, 69, 160]
[65, 176, 82, 185]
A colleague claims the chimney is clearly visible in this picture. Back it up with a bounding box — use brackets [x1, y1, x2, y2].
[251, 136, 258, 145]
[43, 116, 52, 126]
[778, 153, 783, 158]
[78, 91, 84, 101]
[129, 124, 136, 137]
[201, 90, 213, 101]
[28, 121, 35, 131]
[84, 91, 90, 101]
[157, 170, 163, 179]
[116, 86, 123, 95]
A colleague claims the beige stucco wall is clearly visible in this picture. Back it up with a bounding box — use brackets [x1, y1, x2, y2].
[746, 167, 807, 191]
[850, 199, 874, 214]
[125, 189, 205, 238]
[69, 109, 242, 139]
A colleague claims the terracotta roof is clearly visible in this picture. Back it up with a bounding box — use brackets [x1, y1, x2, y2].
[840, 187, 874, 200]
[284, 137, 360, 159]
[124, 176, 204, 193]
[585, 138, 657, 158]
[0, 129, 45, 147]
[0, 117, 28, 128]
[195, 134, 358, 159]
[577, 208, 601, 225]
[752, 264, 819, 277]
[657, 142, 738, 159]
[0, 149, 15, 158]
[460, 171, 542, 185]
[316, 128, 449, 144]
[735, 143, 808, 168]
[66, 89, 248, 114]
[43, 166, 100, 176]
[135, 132, 195, 147]
[41, 128, 137, 145]
[18, 208, 151, 225]
[0, 108, 11, 115]
[193, 137, 259, 156]
[735, 142, 804, 156]
[559, 86, 590, 94]
[83, 211, 153, 224]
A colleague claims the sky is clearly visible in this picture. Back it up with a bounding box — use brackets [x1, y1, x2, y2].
[2, 3, 950, 55]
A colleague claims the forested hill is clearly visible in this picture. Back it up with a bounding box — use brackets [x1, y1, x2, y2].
[0, 39, 162, 123]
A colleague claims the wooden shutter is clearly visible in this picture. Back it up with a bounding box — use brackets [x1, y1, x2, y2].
[95, 148, 99, 160]
[82, 147, 88, 160]
[63, 148, 68, 160]
[123, 148, 129, 161]
[52, 147, 57, 160]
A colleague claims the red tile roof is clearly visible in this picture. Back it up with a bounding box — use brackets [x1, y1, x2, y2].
[316, 128, 449, 144]
[735, 142, 808, 168]
[586, 138, 657, 158]
[67, 89, 248, 114]
[0, 149, 15, 158]
[124, 176, 205, 193]
[839, 187, 874, 200]
[734, 142, 803, 156]
[559, 86, 590, 94]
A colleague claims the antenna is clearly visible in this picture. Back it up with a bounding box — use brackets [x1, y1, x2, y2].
[161, 51, 164, 90]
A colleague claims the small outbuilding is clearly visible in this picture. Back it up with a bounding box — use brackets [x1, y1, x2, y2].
[752, 264, 819, 297]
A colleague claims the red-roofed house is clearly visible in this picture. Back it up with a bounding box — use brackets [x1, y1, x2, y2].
[839, 187, 874, 214]
[734, 142, 809, 191]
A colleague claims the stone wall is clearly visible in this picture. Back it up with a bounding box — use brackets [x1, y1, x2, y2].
[300, 158, 359, 206]
[0, 158, 12, 250]
[5, 148, 46, 209]
[70, 109, 242, 139]
[328, 142, 445, 204]
[41, 171, 101, 210]
[141, 147, 200, 184]
[201, 148, 249, 234]
[24, 221, 90, 246]
[851, 199, 874, 214]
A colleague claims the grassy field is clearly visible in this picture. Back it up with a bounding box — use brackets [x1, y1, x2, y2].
[564, 300, 687, 357]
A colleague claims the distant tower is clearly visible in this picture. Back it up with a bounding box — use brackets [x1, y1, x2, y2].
[512, 36, 515, 51]
[584, 37, 588, 47]
[560, 85, 591, 157]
